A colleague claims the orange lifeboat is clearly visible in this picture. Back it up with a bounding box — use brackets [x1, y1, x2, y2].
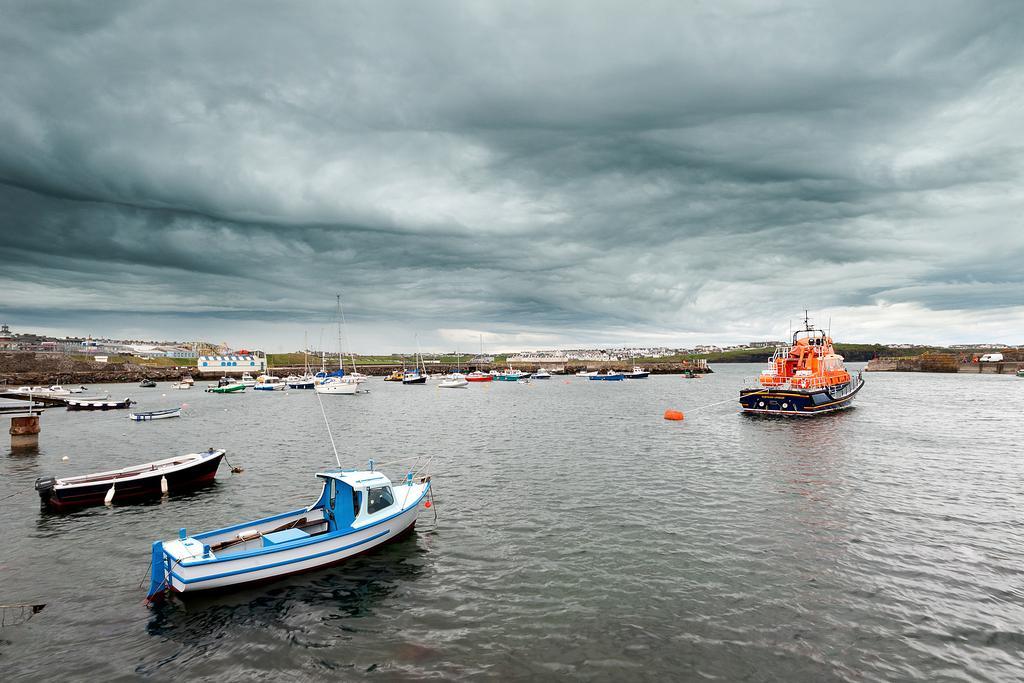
[740, 312, 864, 416]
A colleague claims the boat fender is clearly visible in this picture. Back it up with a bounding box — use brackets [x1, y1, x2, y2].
[104, 483, 116, 505]
[160, 476, 168, 495]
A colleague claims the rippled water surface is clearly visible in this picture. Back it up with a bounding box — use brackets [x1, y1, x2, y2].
[3, 366, 1024, 681]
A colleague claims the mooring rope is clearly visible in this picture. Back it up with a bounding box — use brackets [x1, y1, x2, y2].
[682, 388, 769, 414]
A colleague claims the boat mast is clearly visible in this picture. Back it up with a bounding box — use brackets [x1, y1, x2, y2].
[337, 293, 358, 375]
[335, 294, 343, 372]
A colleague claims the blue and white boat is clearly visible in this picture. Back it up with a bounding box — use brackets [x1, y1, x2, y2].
[589, 371, 625, 381]
[146, 464, 432, 603]
[286, 374, 316, 389]
[622, 366, 649, 379]
[253, 375, 286, 391]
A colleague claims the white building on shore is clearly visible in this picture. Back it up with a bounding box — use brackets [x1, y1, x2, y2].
[197, 350, 267, 375]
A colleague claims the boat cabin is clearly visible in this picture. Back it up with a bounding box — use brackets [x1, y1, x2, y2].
[313, 469, 402, 532]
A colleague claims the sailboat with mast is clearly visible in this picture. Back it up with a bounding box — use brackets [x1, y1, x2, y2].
[315, 295, 361, 395]
[287, 334, 316, 389]
[402, 335, 428, 384]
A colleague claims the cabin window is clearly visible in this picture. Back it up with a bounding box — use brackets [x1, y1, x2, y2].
[329, 481, 337, 510]
[353, 490, 362, 517]
[366, 486, 394, 514]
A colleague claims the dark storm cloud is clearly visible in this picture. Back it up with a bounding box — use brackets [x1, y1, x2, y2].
[1, 1, 1023, 347]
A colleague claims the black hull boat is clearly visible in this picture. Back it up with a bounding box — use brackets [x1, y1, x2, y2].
[35, 449, 225, 510]
[402, 376, 427, 384]
[739, 376, 864, 416]
[67, 397, 134, 411]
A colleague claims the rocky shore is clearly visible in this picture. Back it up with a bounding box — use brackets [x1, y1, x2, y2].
[0, 353, 190, 386]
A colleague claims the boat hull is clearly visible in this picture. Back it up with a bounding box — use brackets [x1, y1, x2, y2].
[67, 398, 134, 410]
[315, 382, 358, 395]
[37, 452, 223, 510]
[739, 378, 864, 416]
[402, 376, 427, 384]
[158, 488, 427, 597]
[465, 375, 493, 382]
[206, 384, 245, 393]
[129, 408, 181, 421]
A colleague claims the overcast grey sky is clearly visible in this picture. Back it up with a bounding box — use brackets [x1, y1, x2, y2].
[1, 1, 1022, 352]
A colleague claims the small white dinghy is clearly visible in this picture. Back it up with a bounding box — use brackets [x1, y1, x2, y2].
[146, 463, 432, 602]
[128, 407, 182, 421]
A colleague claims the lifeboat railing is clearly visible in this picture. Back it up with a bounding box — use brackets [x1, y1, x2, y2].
[747, 373, 859, 392]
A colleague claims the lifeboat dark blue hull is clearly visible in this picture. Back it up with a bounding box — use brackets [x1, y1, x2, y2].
[739, 378, 864, 416]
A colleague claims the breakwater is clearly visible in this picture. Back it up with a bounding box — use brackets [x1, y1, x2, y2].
[866, 354, 1023, 374]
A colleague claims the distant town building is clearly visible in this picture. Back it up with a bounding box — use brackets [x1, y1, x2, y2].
[749, 341, 784, 348]
[0, 323, 15, 350]
[197, 351, 267, 375]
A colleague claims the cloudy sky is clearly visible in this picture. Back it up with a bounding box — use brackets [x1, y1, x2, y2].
[1, 1, 1022, 352]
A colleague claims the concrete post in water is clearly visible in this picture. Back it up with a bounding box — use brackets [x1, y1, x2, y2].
[10, 414, 41, 448]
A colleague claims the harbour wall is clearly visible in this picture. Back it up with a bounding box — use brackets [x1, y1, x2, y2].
[0, 353, 711, 385]
[866, 355, 1023, 374]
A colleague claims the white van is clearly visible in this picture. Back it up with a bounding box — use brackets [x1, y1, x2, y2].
[979, 353, 1004, 362]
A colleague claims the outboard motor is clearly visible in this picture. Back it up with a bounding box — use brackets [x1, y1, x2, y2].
[34, 476, 56, 501]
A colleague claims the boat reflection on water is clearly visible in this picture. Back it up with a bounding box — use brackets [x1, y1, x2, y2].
[142, 530, 431, 660]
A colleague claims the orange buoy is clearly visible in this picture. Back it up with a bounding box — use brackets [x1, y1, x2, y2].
[424, 500, 432, 508]
[664, 409, 684, 421]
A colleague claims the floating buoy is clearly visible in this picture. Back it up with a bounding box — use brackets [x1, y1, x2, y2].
[424, 500, 432, 508]
[161, 393, 167, 397]
[61, 456, 69, 462]
[160, 475, 168, 495]
[664, 409, 685, 421]
[104, 484, 116, 505]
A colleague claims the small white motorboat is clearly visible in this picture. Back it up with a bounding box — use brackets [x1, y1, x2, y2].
[253, 375, 286, 391]
[13, 385, 74, 397]
[239, 373, 258, 387]
[533, 368, 552, 379]
[438, 373, 469, 388]
[575, 370, 599, 378]
[146, 464, 432, 602]
[314, 377, 359, 395]
[128, 407, 182, 421]
[172, 381, 193, 390]
[622, 366, 650, 379]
